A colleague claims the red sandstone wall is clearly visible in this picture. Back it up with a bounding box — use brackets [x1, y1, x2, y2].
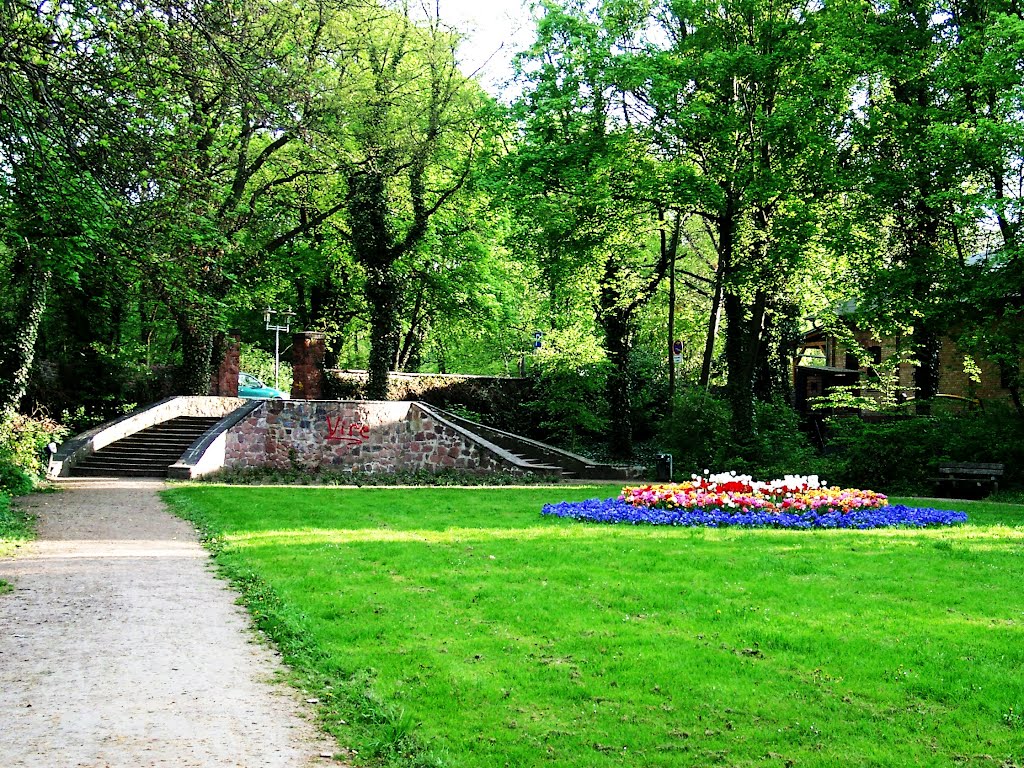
[223, 400, 514, 474]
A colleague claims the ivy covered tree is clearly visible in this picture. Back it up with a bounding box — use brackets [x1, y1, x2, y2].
[303, 3, 497, 399]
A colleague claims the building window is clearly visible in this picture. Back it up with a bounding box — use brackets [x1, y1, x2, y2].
[869, 346, 882, 364]
[845, 352, 860, 370]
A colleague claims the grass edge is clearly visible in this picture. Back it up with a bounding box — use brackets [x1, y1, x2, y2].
[160, 488, 450, 768]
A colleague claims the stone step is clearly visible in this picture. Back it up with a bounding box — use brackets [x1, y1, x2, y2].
[132, 428, 213, 439]
[76, 458, 174, 470]
[73, 466, 169, 478]
[88, 451, 185, 462]
[97, 439, 192, 449]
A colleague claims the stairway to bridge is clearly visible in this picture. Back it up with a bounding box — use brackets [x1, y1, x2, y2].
[70, 416, 222, 478]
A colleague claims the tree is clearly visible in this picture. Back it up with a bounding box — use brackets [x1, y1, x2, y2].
[0, 1, 133, 413]
[636, 0, 853, 444]
[844, 0, 975, 409]
[507, 0, 686, 458]
[2, 0, 363, 400]
[313, 3, 493, 399]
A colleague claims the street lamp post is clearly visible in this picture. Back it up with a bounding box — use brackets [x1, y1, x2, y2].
[264, 307, 296, 390]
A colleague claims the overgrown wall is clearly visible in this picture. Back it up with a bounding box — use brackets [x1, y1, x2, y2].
[324, 371, 529, 430]
[223, 400, 516, 474]
[836, 329, 1019, 406]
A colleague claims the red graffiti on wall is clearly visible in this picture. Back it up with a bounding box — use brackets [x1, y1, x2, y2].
[326, 416, 370, 445]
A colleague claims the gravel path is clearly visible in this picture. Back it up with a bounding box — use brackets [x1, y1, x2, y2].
[0, 478, 343, 768]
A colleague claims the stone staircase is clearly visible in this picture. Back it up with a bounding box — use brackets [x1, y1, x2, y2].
[70, 416, 224, 478]
[424, 405, 641, 481]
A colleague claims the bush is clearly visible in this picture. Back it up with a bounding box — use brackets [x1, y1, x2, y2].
[0, 411, 69, 491]
[0, 461, 33, 496]
[747, 400, 827, 480]
[659, 390, 825, 480]
[824, 407, 1024, 494]
[524, 331, 610, 450]
[659, 388, 733, 474]
[624, 344, 670, 443]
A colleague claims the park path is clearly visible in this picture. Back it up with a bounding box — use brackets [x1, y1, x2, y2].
[0, 478, 342, 768]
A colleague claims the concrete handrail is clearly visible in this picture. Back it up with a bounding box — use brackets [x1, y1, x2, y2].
[168, 400, 265, 480]
[49, 396, 246, 478]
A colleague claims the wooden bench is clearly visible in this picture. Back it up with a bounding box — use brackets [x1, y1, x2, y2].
[933, 462, 1005, 498]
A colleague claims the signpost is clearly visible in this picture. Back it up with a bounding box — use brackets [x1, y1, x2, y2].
[673, 340, 683, 365]
[264, 307, 296, 390]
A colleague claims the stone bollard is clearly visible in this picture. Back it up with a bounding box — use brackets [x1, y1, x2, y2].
[291, 332, 326, 400]
[210, 332, 241, 396]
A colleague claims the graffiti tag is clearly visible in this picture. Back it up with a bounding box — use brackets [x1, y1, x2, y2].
[326, 416, 370, 445]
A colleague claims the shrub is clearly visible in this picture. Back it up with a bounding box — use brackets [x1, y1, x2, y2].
[747, 399, 828, 480]
[658, 388, 733, 474]
[0, 411, 69, 491]
[624, 343, 670, 442]
[659, 391, 824, 480]
[823, 406, 1024, 494]
[0, 461, 33, 496]
[505, 326, 610, 449]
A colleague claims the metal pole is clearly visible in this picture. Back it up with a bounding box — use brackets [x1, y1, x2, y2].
[274, 328, 280, 389]
[661, 209, 677, 412]
[265, 306, 294, 392]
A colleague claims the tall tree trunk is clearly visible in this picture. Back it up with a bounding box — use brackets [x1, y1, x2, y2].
[913, 327, 941, 413]
[177, 313, 215, 395]
[700, 264, 725, 389]
[702, 207, 734, 388]
[349, 166, 398, 401]
[662, 210, 677, 407]
[598, 260, 635, 460]
[365, 267, 399, 400]
[723, 290, 767, 455]
[0, 262, 51, 415]
[754, 299, 799, 405]
[600, 308, 634, 460]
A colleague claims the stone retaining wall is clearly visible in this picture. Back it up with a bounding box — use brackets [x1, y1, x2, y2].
[224, 401, 515, 474]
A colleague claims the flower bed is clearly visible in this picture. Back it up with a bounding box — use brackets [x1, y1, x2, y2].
[542, 472, 968, 529]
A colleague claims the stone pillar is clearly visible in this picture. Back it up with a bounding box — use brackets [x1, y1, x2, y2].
[291, 332, 326, 400]
[209, 332, 240, 396]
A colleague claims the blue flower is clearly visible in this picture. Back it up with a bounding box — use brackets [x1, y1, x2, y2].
[540, 499, 968, 529]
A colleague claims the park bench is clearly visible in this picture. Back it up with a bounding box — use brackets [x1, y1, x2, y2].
[933, 462, 1005, 498]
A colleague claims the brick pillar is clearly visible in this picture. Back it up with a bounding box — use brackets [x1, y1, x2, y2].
[209, 332, 240, 396]
[291, 332, 326, 400]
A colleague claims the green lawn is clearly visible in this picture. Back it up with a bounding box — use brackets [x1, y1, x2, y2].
[162, 485, 1024, 768]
